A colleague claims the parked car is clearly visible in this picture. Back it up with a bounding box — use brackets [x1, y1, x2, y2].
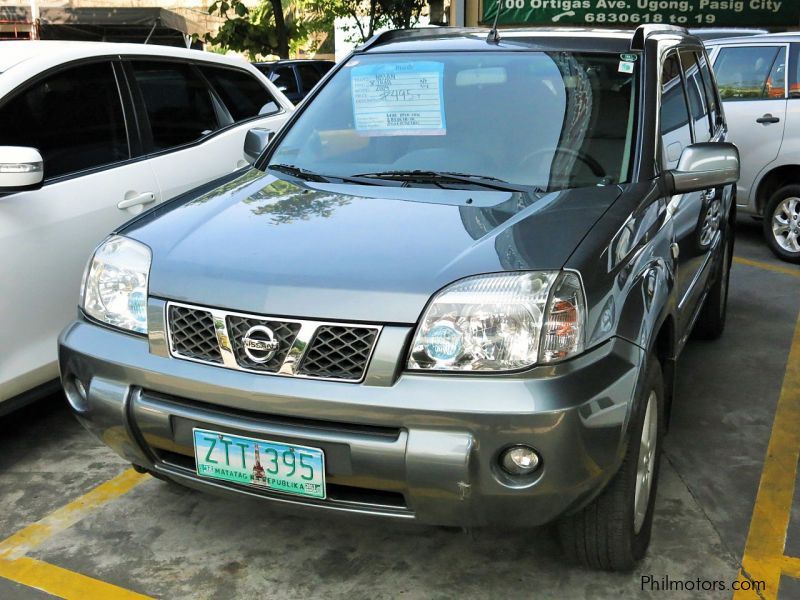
[253, 59, 335, 104]
[59, 25, 739, 570]
[706, 33, 800, 263]
[0, 41, 293, 414]
[690, 28, 769, 42]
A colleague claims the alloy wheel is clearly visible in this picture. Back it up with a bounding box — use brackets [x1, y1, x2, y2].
[771, 196, 800, 253]
[700, 200, 722, 246]
[634, 391, 658, 534]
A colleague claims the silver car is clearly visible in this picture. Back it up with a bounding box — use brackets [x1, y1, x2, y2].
[706, 33, 800, 263]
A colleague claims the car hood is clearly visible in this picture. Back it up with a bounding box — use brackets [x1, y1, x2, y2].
[123, 169, 621, 323]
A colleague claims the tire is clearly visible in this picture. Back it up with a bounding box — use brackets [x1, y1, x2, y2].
[557, 356, 664, 571]
[692, 220, 733, 341]
[762, 185, 800, 264]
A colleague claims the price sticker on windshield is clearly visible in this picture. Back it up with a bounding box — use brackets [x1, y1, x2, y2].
[351, 62, 446, 136]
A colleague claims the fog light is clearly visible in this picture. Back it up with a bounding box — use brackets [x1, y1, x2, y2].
[64, 376, 89, 412]
[500, 445, 540, 475]
[74, 378, 87, 402]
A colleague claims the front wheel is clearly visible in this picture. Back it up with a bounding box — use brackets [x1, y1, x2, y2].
[557, 356, 664, 571]
[763, 185, 800, 264]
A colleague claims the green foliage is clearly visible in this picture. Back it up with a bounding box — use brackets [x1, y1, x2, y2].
[377, 0, 426, 32]
[306, 0, 426, 45]
[206, 0, 428, 58]
[206, 0, 306, 59]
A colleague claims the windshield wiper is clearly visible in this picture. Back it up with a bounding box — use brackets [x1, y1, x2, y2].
[352, 170, 541, 194]
[267, 163, 331, 182]
[268, 163, 383, 186]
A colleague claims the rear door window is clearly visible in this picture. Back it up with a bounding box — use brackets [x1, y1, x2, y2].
[297, 64, 322, 93]
[269, 66, 299, 96]
[713, 45, 787, 100]
[315, 62, 334, 76]
[660, 52, 693, 169]
[201, 66, 281, 121]
[697, 51, 720, 131]
[130, 61, 219, 151]
[680, 50, 712, 142]
[0, 61, 129, 180]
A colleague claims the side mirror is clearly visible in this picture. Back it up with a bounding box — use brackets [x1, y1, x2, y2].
[666, 142, 740, 195]
[243, 128, 274, 164]
[0, 146, 44, 191]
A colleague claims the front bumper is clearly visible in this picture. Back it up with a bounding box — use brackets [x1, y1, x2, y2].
[58, 313, 645, 527]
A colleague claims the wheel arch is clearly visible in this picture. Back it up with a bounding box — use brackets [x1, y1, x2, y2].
[755, 164, 800, 216]
[649, 312, 677, 428]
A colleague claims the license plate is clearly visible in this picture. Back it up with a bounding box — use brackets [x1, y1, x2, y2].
[192, 428, 326, 499]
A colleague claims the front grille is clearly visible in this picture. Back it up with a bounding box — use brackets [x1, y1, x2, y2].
[299, 326, 378, 381]
[226, 316, 300, 372]
[168, 305, 222, 364]
[166, 302, 381, 383]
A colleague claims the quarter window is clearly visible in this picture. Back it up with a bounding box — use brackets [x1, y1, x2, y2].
[791, 43, 800, 98]
[0, 61, 129, 180]
[131, 61, 219, 151]
[713, 45, 787, 100]
[201, 66, 280, 121]
[660, 52, 692, 169]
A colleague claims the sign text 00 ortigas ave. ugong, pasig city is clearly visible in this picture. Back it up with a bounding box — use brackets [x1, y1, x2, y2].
[483, 0, 798, 27]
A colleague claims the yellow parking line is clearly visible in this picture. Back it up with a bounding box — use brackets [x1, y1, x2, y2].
[733, 310, 800, 599]
[733, 256, 800, 278]
[784, 556, 800, 580]
[0, 468, 147, 560]
[0, 557, 151, 599]
[0, 468, 150, 599]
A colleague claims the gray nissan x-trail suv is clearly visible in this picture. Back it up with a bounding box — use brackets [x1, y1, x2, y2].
[59, 25, 739, 571]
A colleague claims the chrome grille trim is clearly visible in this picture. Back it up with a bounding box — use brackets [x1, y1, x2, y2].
[299, 326, 379, 380]
[165, 301, 382, 383]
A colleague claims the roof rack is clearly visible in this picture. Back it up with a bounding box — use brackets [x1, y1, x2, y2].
[355, 25, 689, 53]
[355, 27, 485, 52]
[631, 24, 688, 50]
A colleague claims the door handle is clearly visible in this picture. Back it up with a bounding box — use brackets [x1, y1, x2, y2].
[117, 192, 156, 210]
[756, 114, 781, 124]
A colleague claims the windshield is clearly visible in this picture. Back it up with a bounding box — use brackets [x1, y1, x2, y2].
[269, 51, 638, 192]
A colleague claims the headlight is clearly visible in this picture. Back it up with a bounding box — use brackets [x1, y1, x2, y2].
[81, 235, 151, 334]
[407, 271, 585, 372]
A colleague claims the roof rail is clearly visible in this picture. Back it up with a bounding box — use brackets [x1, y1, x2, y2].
[630, 24, 687, 50]
[355, 27, 484, 53]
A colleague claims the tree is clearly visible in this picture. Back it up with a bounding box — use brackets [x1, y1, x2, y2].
[308, 0, 426, 46]
[378, 0, 426, 31]
[205, 0, 428, 59]
[206, 0, 305, 59]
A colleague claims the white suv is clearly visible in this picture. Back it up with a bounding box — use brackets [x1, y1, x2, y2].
[0, 42, 293, 412]
[706, 34, 800, 263]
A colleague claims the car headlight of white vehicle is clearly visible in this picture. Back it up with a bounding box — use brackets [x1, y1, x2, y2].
[407, 271, 585, 372]
[81, 235, 151, 334]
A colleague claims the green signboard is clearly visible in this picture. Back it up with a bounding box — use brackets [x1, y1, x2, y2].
[483, 0, 798, 27]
